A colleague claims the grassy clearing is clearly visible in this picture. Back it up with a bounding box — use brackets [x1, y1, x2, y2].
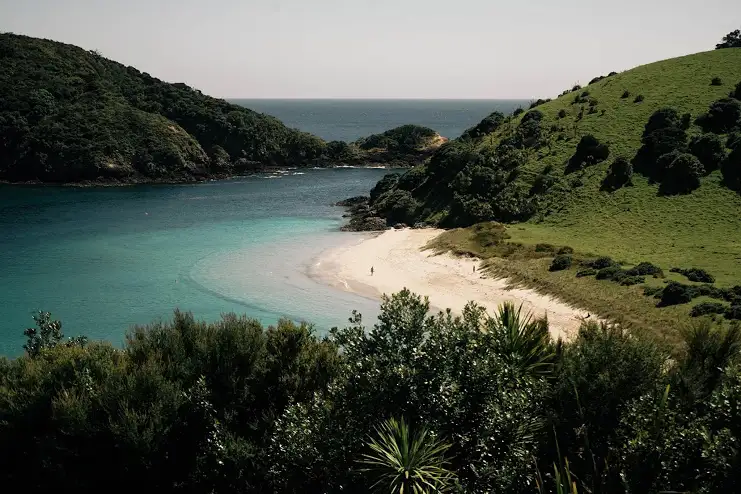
[428, 223, 737, 348]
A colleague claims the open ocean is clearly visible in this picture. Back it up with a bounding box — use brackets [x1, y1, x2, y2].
[0, 100, 526, 355]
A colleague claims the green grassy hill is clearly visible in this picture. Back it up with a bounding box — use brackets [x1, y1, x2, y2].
[0, 33, 330, 183]
[365, 47, 741, 342]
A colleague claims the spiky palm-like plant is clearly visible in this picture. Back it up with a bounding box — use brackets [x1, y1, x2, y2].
[492, 302, 557, 378]
[359, 417, 456, 493]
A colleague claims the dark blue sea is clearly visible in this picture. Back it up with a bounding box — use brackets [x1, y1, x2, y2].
[0, 100, 525, 355]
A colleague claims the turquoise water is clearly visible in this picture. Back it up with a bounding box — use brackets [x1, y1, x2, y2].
[0, 169, 388, 355]
[0, 99, 528, 356]
[231, 99, 529, 142]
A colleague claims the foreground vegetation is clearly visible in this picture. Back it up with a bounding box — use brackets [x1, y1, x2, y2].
[2, 292, 741, 493]
[0, 33, 440, 183]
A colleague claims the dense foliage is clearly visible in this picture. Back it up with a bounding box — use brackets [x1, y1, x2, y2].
[3, 291, 741, 493]
[355, 125, 439, 153]
[716, 29, 741, 49]
[0, 33, 337, 183]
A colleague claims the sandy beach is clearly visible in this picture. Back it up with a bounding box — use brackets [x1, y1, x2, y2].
[311, 229, 590, 341]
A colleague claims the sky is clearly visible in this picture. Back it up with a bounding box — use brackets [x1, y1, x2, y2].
[1, 0, 740, 99]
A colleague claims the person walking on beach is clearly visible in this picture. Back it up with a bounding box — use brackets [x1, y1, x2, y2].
[370, 266, 374, 276]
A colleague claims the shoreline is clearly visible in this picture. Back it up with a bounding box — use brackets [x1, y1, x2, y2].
[0, 164, 400, 188]
[310, 228, 591, 341]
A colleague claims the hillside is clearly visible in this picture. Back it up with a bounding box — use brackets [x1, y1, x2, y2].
[356, 47, 741, 341]
[0, 34, 437, 184]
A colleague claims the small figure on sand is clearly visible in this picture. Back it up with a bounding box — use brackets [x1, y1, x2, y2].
[370, 266, 374, 276]
[473, 265, 476, 273]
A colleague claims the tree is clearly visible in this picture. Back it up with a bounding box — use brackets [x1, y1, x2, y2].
[716, 29, 741, 49]
[358, 417, 456, 493]
[602, 156, 633, 191]
[696, 98, 741, 134]
[23, 310, 64, 357]
[689, 133, 726, 172]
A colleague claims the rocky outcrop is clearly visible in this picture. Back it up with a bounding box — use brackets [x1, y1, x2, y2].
[336, 195, 389, 231]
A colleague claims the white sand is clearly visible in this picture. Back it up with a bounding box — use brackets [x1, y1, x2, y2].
[311, 229, 591, 341]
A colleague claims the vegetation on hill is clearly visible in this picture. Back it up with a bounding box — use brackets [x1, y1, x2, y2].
[349, 38, 741, 340]
[2, 292, 741, 492]
[0, 34, 438, 184]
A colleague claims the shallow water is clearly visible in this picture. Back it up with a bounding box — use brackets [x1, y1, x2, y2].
[0, 169, 388, 355]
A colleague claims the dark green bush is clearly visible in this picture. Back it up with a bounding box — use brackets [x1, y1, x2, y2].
[643, 108, 683, 137]
[620, 275, 645, 286]
[670, 267, 716, 283]
[602, 156, 633, 190]
[733, 80, 741, 100]
[644, 286, 664, 297]
[536, 243, 556, 252]
[558, 109, 567, 118]
[634, 94, 645, 103]
[689, 133, 726, 172]
[634, 127, 688, 180]
[626, 262, 664, 277]
[585, 256, 616, 269]
[711, 77, 723, 86]
[726, 305, 741, 320]
[696, 98, 741, 134]
[722, 136, 741, 190]
[529, 98, 551, 109]
[567, 134, 610, 171]
[572, 84, 582, 91]
[658, 281, 694, 306]
[460, 111, 505, 140]
[558, 246, 574, 255]
[550, 254, 573, 271]
[596, 266, 626, 281]
[576, 268, 597, 277]
[589, 76, 605, 85]
[608, 71, 618, 76]
[370, 173, 400, 202]
[513, 108, 524, 117]
[690, 302, 728, 317]
[621, 90, 631, 99]
[660, 153, 705, 194]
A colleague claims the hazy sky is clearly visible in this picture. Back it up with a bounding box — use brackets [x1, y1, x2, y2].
[1, 0, 739, 99]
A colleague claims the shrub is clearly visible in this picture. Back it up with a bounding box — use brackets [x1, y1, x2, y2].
[634, 94, 644, 103]
[711, 77, 723, 86]
[529, 98, 551, 109]
[689, 133, 726, 172]
[669, 267, 716, 283]
[536, 243, 556, 252]
[596, 266, 626, 281]
[550, 254, 573, 271]
[727, 305, 741, 320]
[557, 246, 574, 255]
[643, 108, 682, 137]
[733, 81, 741, 100]
[690, 302, 728, 317]
[370, 173, 400, 202]
[634, 128, 688, 180]
[621, 90, 631, 99]
[572, 84, 582, 92]
[696, 98, 741, 134]
[658, 281, 694, 307]
[460, 111, 505, 140]
[681, 112, 692, 130]
[576, 268, 597, 277]
[608, 71, 618, 76]
[644, 286, 663, 297]
[602, 156, 633, 190]
[397, 165, 428, 191]
[567, 134, 610, 171]
[585, 256, 616, 269]
[620, 276, 645, 286]
[626, 262, 664, 277]
[660, 153, 705, 194]
[513, 108, 524, 117]
[558, 109, 567, 119]
[589, 76, 605, 85]
[581, 90, 591, 98]
[722, 141, 741, 190]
